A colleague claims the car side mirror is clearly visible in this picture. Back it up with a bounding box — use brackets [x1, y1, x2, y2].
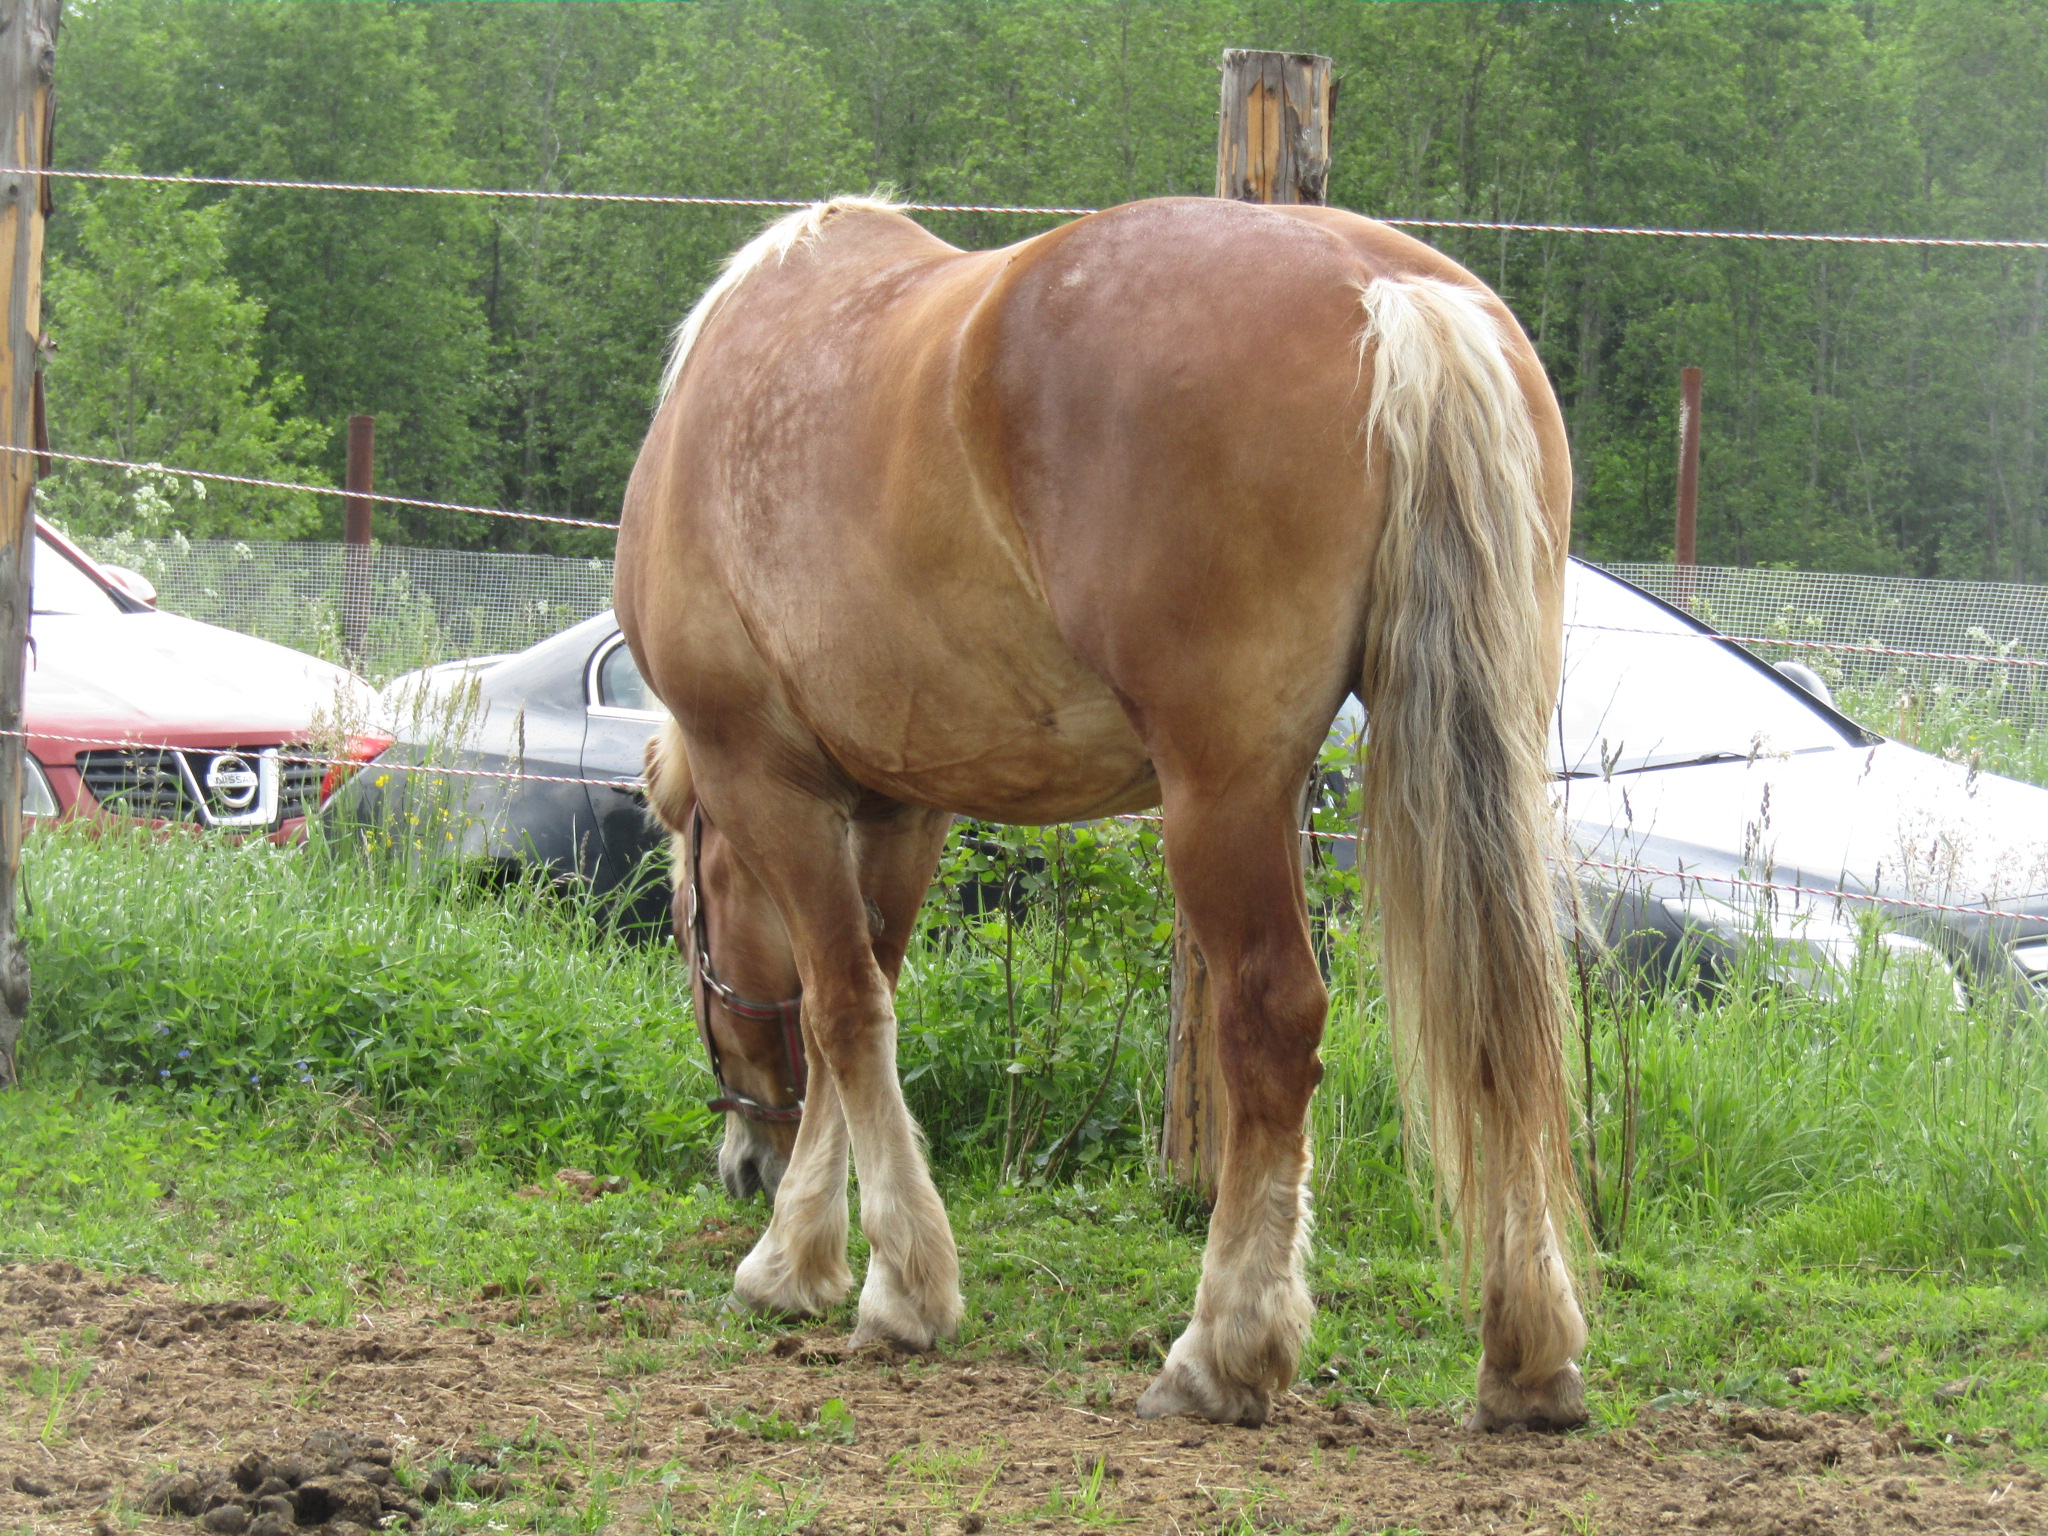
[1772, 659, 1834, 710]
[102, 565, 157, 607]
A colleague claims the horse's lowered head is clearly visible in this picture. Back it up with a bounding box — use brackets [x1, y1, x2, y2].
[643, 720, 804, 1203]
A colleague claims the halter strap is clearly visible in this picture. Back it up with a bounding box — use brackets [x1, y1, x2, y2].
[686, 802, 807, 1124]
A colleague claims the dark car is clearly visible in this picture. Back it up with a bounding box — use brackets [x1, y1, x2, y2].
[332, 610, 667, 924]
[344, 567, 2048, 996]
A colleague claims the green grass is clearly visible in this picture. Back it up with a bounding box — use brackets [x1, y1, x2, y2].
[8, 809, 2048, 1468]
[20, 824, 717, 1179]
[1833, 670, 2048, 785]
[2, 1085, 2045, 1463]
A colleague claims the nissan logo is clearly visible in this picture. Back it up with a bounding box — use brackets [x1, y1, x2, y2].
[205, 752, 260, 812]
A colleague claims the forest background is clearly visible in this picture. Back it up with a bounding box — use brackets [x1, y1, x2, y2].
[42, 0, 2048, 580]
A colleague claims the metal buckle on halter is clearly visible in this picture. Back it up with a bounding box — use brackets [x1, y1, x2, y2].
[687, 804, 808, 1124]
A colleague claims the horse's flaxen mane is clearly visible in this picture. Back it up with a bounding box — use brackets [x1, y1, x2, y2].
[656, 194, 905, 406]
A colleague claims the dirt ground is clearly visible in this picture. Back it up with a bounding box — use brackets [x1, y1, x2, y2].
[2, 1261, 2042, 1536]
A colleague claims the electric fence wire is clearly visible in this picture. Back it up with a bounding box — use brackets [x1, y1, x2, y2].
[23, 165, 2048, 250]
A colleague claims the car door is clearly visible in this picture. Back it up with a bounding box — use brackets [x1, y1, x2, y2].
[580, 628, 670, 912]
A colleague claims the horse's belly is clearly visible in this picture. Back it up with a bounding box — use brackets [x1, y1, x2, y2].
[785, 645, 1157, 825]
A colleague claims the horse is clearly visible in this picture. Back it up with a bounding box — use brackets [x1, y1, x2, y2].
[616, 194, 1585, 1431]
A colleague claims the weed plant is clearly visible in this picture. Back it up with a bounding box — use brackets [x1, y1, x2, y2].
[1836, 673, 2048, 786]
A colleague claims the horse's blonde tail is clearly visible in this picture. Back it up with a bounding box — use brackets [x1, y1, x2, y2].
[1355, 275, 1586, 1390]
[643, 715, 696, 880]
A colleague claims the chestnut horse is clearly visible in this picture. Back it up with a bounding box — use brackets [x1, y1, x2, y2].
[616, 195, 1584, 1430]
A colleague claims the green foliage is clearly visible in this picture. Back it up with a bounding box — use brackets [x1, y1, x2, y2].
[10, 792, 2048, 1458]
[19, 824, 716, 1179]
[19, 694, 2048, 1292]
[60, 0, 494, 538]
[713, 1397, 857, 1445]
[523, 2, 873, 529]
[902, 817, 1172, 1183]
[41, 152, 328, 538]
[42, 0, 2048, 575]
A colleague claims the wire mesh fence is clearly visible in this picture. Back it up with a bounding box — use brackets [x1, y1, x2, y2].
[76, 534, 618, 685]
[68, 535, 2048, 739]
[1606, 561, 2048, 737]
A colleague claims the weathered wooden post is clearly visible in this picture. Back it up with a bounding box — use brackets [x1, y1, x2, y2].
[342, 414, 374, 669]
[1161, 47, 1335, 1198]
[0, 0, 57, 1088]
[1674, 366, 1701, 609]
[1214, 48, 1334, 205]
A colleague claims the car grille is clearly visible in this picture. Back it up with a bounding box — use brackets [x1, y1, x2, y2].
[76, 746, 315, 828]
[77, 750, 197, 822]
[279, 755, 324, 821]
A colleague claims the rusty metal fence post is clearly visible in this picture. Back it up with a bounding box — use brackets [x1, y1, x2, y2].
[1674, 367, 1701, 610]
[342, 415, 374, 669]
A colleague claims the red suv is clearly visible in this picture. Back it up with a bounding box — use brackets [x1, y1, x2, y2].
[24, 521, 386, 835]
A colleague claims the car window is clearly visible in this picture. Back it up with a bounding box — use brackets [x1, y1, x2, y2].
[1557, 565, 1852, 776]
[595, 640, 655, 712]
[32, 534, 122, 615]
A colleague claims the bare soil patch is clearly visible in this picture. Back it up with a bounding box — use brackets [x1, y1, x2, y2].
[2, 1261, 2041, 1534]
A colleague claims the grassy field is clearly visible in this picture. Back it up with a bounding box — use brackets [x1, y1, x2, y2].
[3, 813, 2047, 1483]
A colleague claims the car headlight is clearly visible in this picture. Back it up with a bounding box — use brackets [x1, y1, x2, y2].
[22, 756, 57, 819]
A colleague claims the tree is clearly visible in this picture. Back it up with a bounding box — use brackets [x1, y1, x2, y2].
[41, 157, 327, 540]
[49, 0, 2048, 576]
[61, 0, 494, 542]
[531, 2, 873, 526]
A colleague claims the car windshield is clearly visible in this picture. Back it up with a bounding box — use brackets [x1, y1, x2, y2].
[32, 533, 122, 615]
[1555, 565, 1853, 777]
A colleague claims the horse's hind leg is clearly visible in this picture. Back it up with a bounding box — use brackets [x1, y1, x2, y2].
[696, 760, 962, 1346]
[1136, 781, 1327, 1427]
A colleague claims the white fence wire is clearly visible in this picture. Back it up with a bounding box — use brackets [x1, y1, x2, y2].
[72, 535, 2048, 736]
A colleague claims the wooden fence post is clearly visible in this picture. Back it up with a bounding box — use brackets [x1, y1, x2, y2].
[0, 0, 58, 1088]
[1161, 47, 1335, 1198]
[342, 414, 374, 670]
[1214, 48, 1335, 206]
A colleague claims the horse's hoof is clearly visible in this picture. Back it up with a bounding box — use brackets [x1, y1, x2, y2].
[1136, 1357, 1270, 1427]
[732, 1241, 850, 1320]
[849, 1272, 961, 1353]
[1467, 1358, 1588, 1432]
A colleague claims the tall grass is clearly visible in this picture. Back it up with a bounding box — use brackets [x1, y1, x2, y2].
[19, 781, 2048, 1285]
[1835, 672, 2048, 786]
[21, 825, 717, 1176]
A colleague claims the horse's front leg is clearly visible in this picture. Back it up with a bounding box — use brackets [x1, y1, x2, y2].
[732, 1055, 852, 1316]
[712, 781, 958, 1347]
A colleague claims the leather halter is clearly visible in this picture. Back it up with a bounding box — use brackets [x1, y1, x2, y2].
[685, 803, 807, 1124]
